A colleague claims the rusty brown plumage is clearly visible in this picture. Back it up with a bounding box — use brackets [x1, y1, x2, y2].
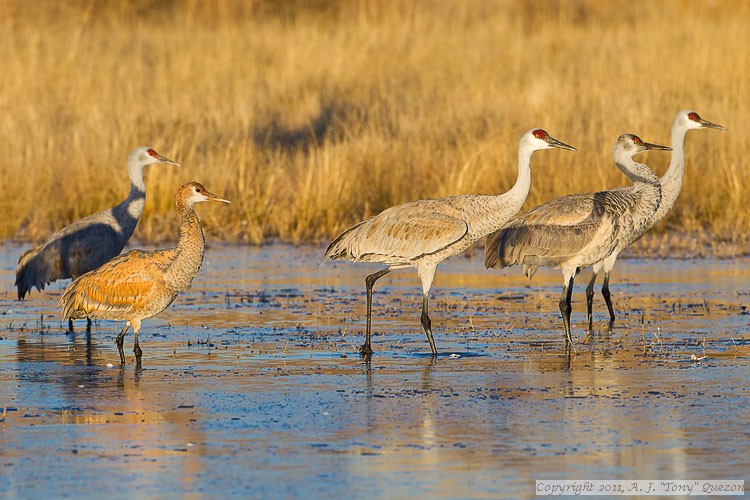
[59, 182, 230, 365]
[61, 249, 175, 321]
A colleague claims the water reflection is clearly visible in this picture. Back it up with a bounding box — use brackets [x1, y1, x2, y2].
[0, 243, 748, 497]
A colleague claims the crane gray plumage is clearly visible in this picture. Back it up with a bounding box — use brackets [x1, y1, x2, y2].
[584, 111, 725, 330]
[15, 147, 179, 318]
[323, 129, 576, 356]
[485, 134, 670, 349]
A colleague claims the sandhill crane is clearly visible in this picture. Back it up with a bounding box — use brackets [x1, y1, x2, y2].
[323, 129, 576, 356]
[16, 147, 179, 330]
[585, 111, 725, 330]
[59, 182, 230, 365]
[485, 134, 670, 350]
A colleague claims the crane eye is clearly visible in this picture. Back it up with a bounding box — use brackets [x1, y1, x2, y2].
[532, 129, 547, 140]
[631, 135, 643, 146]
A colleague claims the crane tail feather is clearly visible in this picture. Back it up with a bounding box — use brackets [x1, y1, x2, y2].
[15, 245, 51, 300]
[59, 277, 86, 321]
[484, 231, 503, 268]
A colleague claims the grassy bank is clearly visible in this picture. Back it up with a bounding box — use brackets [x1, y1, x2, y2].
[0, 0, 747, 253]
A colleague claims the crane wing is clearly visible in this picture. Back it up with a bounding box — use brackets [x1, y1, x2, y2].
[15, 217, 126, 299]
[324, 202, 469, 265]
[55, 223, 126, 276]
[60, 249, 176, 319]
[485, 191, 620, 269]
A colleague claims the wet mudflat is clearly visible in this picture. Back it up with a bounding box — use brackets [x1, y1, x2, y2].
[0, 243, 748, 498]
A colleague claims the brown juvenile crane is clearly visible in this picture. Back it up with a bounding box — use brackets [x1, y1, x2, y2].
[59, 182, 230, 365]
[323, 129, 576, 357]
[485, 134, 670, 350]
[16, 146, 179, 330]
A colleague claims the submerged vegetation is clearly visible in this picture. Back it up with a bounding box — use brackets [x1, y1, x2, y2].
[0, 0, 747, 253]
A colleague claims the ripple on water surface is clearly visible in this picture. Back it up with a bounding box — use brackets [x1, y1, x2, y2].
[0, 243, 748, 497]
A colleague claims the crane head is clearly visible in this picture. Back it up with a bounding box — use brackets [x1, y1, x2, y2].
[180, 182, 231, 206]
[677, 110, 726, 131]
[617, 134, 671, 154]
[129, 146, 181, 169]
[525, 129, 577, 152]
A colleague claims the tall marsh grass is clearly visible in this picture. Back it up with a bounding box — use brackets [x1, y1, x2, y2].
[0, 0, 747, 252]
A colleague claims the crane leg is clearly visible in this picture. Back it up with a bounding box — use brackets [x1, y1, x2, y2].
[602, 272, 615, 330]
[585, 272, 597, 341]
[115, 323, 131, 365]
[420, 293, 437, 356]
[68, 318, 91, 334]
[559, 276, 575, 350]
[361, 268, 391, 356]
[133, 330, 143, 365]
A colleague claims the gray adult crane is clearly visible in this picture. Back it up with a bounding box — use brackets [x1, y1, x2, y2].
[584, 111, 725, 330]
[15, 146, 179, 329]
[323, 129, 576, 356]
[485, 134, 670, 349]
[60, 182, 231, 365]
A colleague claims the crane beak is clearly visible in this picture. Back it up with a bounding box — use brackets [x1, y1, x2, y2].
[698, 117, 726, 131]
[155, 153, 181, 167]
[547, 136, 577, 152]
[205, 191, 231, 204]
[643, 142, 672, 151]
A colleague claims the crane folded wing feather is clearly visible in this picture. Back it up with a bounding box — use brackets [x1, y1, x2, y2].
[60, 249, 175, 319]
[326, 209, 468, 265]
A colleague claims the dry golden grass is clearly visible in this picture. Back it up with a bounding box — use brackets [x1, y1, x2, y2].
[0, 0, 747, 252]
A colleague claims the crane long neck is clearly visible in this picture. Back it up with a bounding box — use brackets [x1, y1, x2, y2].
[506, 143, 534, 213]
[654, 123, 688, 221]
[466, 143, 534, 238]
[129, 162, 147, 194]
[111, 164, 147, 238]
[615, 155, 662, 221]
[164, 201, 206, 291]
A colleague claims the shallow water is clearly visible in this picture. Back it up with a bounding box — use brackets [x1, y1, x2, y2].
[0, 243, 748, 498]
